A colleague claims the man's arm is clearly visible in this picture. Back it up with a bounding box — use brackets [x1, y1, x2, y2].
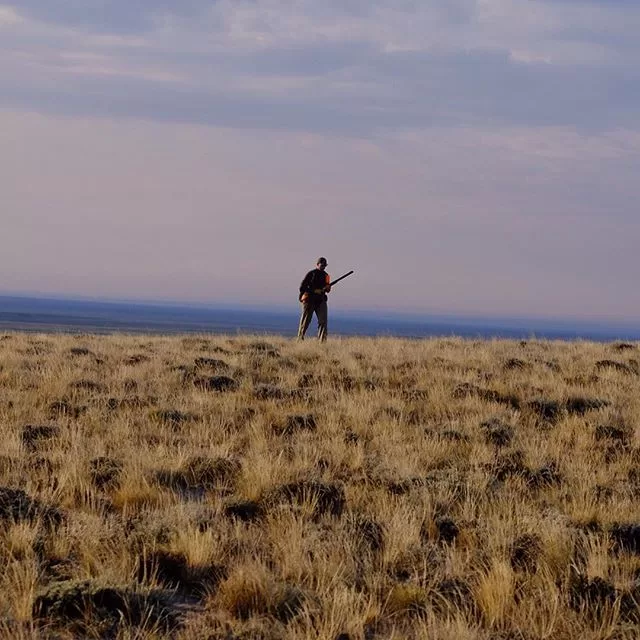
[299, 271, 313, 295]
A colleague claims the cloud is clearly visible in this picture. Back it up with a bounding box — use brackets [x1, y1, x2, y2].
[13, 0, 212, 33]
[0, 5, 21, 26]
[5, 46, 640, 136]
[1, 0, 639, 135]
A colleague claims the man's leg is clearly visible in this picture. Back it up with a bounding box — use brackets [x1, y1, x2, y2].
[297, 302, 315, 340]
[316, 300, 328, 342]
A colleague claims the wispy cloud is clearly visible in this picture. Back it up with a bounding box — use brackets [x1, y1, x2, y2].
[0, 4, 21, 26]
[2, 0, 639, 133]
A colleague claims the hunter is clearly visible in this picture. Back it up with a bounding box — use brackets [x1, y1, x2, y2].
[298, 257, 331, 341]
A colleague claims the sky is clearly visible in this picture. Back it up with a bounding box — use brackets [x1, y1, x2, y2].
[1, 0, 639, 320]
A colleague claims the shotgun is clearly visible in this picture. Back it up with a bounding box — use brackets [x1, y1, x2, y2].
[329, 270, 354, 287]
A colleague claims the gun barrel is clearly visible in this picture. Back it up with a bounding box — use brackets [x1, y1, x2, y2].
[330, 270, 354, 287]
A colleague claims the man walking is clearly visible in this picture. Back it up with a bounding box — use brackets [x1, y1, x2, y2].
[298, 257, 332, 341]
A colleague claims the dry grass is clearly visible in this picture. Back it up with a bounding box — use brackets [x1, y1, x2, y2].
[0, 332, 639, 639]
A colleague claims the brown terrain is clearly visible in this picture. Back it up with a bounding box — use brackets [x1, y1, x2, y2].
[0, 332, 639, 639]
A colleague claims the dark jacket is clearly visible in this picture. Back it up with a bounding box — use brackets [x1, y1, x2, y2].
[299, 269, 331, 303]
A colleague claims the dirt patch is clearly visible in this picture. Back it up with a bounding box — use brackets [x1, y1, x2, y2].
[123, 379, 138, 392]
[565, 397, 610, 415]
[504, 358, 529, 371]
[568, 575, 617, 618]
[155, 457, 241, 495]
[429, 578, 476, 616]
[344, 429, 361, 444]
[527, 399, 562, 423]
[480, 418, 514, 447]
[153, 409, 198, 429]
[273, 414, 317, 436]
[491, 632, 539, 640]
[609, 523, 640, 555]
[439, 429, 470, 443]
[124, 354, 149, 365]
[619, 584, 640, 623]
[297, 373, 317, 388]
[194, 357, 230, 371]
[527, 462, 563, 490]
[224, 500, 265, 523]
[246, 341, 280, 357]
[69, 347, 93, 357]
[386, 477, 425, 495]
[0, 487, 63, 528]
[595, 424, 631, 445]
[613, 343, 636, 352]
[596, 360, 637, 375]
[40, 555, 78, 582]
[522, 395, 606, 419]
[70, 380, 105, 392]
[401, 389, 429, 401]
[254, 384, 298, 401]
[490, 450, 529, 483]
[33, 579, 186, 636]
[137, 550, 226, 598]
[453, 382, 487, 400]
[352, 515, 385, 555]
[193, 376, 239, 392]
[271, 584, 308, 623]
[48, 400, 86, 419]
[328, 371, 357, 391]
[453, 383, 520, 409]
[436, 516, 460, 544]
[21, 424, 60, 452]
[420, 516, 460, 545]
[510, 534, 542, 572]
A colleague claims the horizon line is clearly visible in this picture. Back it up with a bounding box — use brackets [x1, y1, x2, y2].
[1, 290, 639, 330]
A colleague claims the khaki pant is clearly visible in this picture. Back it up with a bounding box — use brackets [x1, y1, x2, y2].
[297, 299, 328, 341]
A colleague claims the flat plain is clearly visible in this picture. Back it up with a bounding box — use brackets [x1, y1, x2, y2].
[0, 332, 639, 639]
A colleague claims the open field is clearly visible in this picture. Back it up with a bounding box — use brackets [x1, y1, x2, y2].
[0, 332, 639, 639]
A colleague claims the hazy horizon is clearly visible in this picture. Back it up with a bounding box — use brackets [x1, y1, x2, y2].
[2, 1, 639, 321]
[2, 292, 640, 343]
[2, 290, 640, 328]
